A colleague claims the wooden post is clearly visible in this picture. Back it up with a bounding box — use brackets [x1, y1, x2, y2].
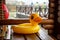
[47, 0, 55, 35]
[53, 0, 60, 39]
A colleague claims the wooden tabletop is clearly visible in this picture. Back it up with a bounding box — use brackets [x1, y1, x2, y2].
[4, 25, 54, 40]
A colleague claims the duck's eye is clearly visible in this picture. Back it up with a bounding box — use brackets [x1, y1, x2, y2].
[31, 16, 34, 19]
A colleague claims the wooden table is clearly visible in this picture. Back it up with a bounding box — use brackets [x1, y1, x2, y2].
[4, 25, 53, 40]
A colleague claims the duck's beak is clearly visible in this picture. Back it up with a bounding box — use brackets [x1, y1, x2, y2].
[34, 17, 42, 23]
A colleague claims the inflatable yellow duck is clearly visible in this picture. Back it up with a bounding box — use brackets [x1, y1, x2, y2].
[12, 13, 42, 34]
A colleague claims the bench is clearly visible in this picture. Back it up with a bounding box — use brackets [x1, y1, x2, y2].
[4, 25, 53, 40]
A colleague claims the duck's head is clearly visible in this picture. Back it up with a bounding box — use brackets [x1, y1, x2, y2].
[30, 13, 42, 25]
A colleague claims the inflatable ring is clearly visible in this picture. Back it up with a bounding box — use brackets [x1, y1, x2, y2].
[12, 13, 42, 34]
[12, 24, 40, 34]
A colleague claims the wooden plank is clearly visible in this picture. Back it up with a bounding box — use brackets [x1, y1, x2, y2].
[50, 3, 55, 8]
[25, 34, 40, 40]
[49, 14, 54, 19]
[0, 0, 2, 20]
[12, 33, 25, 40]
[41, 19, 54, 25]
[36, 27, 54, 40]
[50, 0, 55, 2]
[5, 25, 25, 40]
[43, 25, 54, 30]
[0, 37, 4, 40]
[0, 14, 4, 16]
[0, 9, 2, 10]
[0, 1, 2, 2]
[0, 19, 54, 25]
[5, 25, 56, 40]
[48, 30, 53, 35]
[0, 7, 2, 9]
[49, 8, 54, 13]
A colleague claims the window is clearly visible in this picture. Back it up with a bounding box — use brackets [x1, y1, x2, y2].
[5, 0, 49, 19]
[1, 0, 54, 25]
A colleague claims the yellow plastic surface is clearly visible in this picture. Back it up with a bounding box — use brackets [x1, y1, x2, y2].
[12, 13, 42, 34]
[12, 23, 40, 34]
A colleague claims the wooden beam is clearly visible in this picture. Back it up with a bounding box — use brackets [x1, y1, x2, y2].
[41, 19, 54, 25]
[0, 19, 54, 25]
[50, 0, 54, 2]
[48, 30, 53, 35]
[42, 25, 54, 30]
[50, 3, 55, 8]
[49, 14, 54, 19]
